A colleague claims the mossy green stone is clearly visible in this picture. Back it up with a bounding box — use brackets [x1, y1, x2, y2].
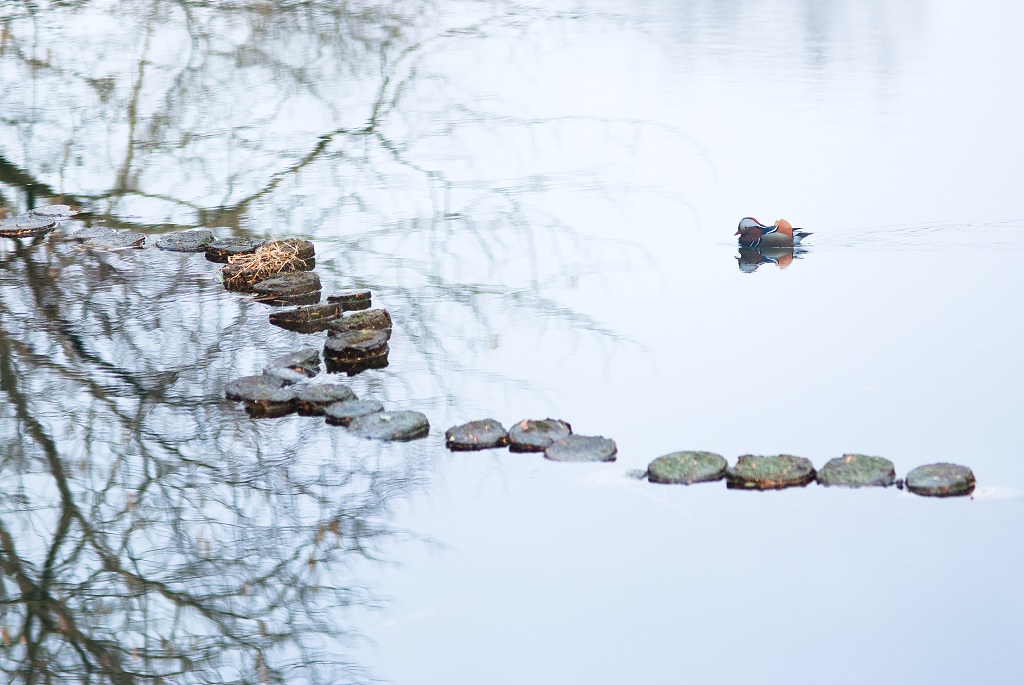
[726, 454, 816, 490]
[906, 463, 976, 497]
[647, 451, 727, 485]
[817, 454, 896, 488]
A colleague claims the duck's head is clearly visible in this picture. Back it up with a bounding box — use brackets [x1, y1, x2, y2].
[735, 217, 764, 235]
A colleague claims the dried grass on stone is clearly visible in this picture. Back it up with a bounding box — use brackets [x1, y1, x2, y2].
[222, 239, 311, 289]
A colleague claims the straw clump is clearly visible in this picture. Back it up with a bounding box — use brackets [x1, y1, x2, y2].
[222, 238, 315, 290]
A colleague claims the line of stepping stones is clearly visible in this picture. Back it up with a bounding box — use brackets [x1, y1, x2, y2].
[2, 209, 976, 496]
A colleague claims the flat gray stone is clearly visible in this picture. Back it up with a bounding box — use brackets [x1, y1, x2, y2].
[85, 231, 147, 249]
[30, 204, 78, 219]
[295, 384, 358, 415]
[445, 419, 508, 451]
[726, 455, 816, 490]
[323, 330, 389, 360]
[324, 399, 385, 426]
[327, 290, 372, 311]
[268, 302, 342, 333]
[544, 435, 617, 462]
[251, 271, 322, 301]
[243, 387, 297, 418]
[225, 374, 286, 401]
[326, 308, 393, 337]
[156, 229, 214, 252]
[0, 214, 57, 238]
[906, 463, 976, 497]
[263, 348, 320, 382]
[69, 226, 117, 240]
[507, 418, 572, 452]
[205, 237, 265, 262]
[648, 451, 728, 484]
[817, 454, 896, 488]
[348, 410, 430, 441]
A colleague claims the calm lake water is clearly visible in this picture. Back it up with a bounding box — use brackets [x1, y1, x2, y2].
[1, 0, 1022, 683]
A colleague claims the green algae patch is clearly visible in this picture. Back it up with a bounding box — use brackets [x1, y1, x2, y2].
[445, 419, 508, 451]
[348, 410, 430, 441]
[726, 454, 816, 490]
[906, 463, 976, 497]
[508, 418, 572, 452]
[544, 435, 617, 463]
[647, 451, 727, 485]
[817, 454, 896, 488]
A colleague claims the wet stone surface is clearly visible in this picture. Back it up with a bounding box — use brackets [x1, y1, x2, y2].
[295, 384, 358, 415]
[251, 271, 322, 303]
[268, 302, 342, 333]
[156, 229, 214, 252]
[817, 454, 896, 488]
[905, 463, 976, 497]
[205, 237, 265, 262]
[507, 418, 572, 452]
[243, 388, 297, 418]
[325, 354, 390, 376]
[726, 455, 817, 490]
[445, 419, 508, 451]
[225, 374, 286, 401]
[324, 399, 385, 426]
[324, 330, 390, 361]
[544, 435, 617, 462]
[326, 308, 393, 337]
[0, 214, 57, 238]
[69, 226, 117, 240]
[327, 290, 372, 310]
[29, 204, 78, 219]
[84, 231, 147, 249]
[347, 410, 430, 441]
[263, 348, 320, 383]
[647, 451, 728, 485]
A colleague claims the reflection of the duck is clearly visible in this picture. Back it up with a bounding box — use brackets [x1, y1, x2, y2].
[736, 245, 807, 273]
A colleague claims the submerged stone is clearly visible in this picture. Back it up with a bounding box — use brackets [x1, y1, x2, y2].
[445, 419, 508, 451]
[225, 374, 286, 401]
[327, 290, 372, 311]
[726, 455, 817, 490]
[544, 435, 617, 463]
[326, 308, 393, 337]
[0, 214, 57, 238]
[295, 384, 358, 415]
[243, 387, 297, 418]
[323, 330, 389, 360]
[348, 410, 430, 441]
[156, 229, 214, 252]
[205, 237, 265, 262]
[905, 463, 976, 497]
[324, 399, 385, 426]
[251, 271, 322, 302]
[507, 418, 572, 452]
[263, 348, 320, 382]
[268, 302, 342, 333]
[817, 454, 896, 488]
[30, 204, 78, 219]
[84, 231, 147, 249]
[647, 451, 728, 485]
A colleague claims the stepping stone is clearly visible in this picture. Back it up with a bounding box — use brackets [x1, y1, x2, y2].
[507, 418, 572, 452]
[323, 330, 389, 361]
[726, 455, 816, 490]
[205, 237, 265, 262]
[268, 302, 342, 333]
[295, 384, 358, 415]
[69, 226, 117, 240]
[325, 354, 390, 376]
[0, 214, 57, 238]
[251, 271, 322, 303]
[326, 308, 393, 337]
[30, 204, 77, 219]
[156, 229, 214, 252]
[544, 435, 617, 462]
[324, 399, 385, 426]
[905, 463, 976, 497]
[647, 451, 728, 485]
[243, 387, 297, 418]
[817, 454, 896, 488]
[84, 231, 147, 249]
[327, 290, 372, 311]
[225, 374, 286, 401]
[263, 348, 320, 383]
[348, 410, 430, 441]
[445, 419, 508, 451]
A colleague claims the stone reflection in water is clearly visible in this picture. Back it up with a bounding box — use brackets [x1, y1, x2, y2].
[0, 234, 426, 683]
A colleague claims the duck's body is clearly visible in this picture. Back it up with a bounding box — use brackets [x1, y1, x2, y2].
[735, 217, 811, 248]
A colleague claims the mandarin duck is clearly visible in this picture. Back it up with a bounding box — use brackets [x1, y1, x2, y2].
[735, 217, 811, 248]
